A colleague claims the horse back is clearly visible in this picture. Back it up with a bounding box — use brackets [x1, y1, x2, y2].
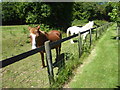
[47, 30, 62, 41]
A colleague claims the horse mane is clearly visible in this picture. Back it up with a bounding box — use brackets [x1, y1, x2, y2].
[42, 31, 48, 37]
[77, 25, 83, 27]
[82, 21, 94, 30]
[39, 30, 50, 41]
[40, 31, 46, 34]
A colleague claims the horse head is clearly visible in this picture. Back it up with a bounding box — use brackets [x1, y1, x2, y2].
[28, 26, 62, 68]
[28, 26, 42, 49]
[89, 21, 94, 28]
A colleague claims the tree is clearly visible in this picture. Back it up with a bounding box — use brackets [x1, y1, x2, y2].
[2, 2, 20, 25]
[2, 2, 118, 28]
[108, 2, 119, 22]
[47, 2, 73, 30]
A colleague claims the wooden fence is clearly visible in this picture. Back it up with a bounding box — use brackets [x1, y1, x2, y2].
[0, 22, 112, 85]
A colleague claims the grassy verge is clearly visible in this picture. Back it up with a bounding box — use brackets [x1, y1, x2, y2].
[51, 23, 109, 88]
[64, 23, 118, 88]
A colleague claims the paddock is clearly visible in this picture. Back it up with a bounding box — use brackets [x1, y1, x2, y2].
[1, 22, 116, 88]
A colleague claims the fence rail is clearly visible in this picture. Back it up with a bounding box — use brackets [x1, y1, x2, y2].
[0, 27, 97, 69]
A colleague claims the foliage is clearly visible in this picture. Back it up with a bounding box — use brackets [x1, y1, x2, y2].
[71, 19, 88, 26]
[108, 2, 119, 22]
[108, 9, 118, 21]
[2, 2, 118, 30]
[72, 2, 109, 21]
[25, 3, 51, 24]
[47, 2, 73, 30]
[2, 2, 20, 25]
[94, 20, 108, 26]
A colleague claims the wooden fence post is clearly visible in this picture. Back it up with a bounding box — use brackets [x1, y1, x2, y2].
[98, 27, 100, 39]
[103, 25, 105, 32]
[103, 25, 104, 33]
[78, 32, 82, 58]
[99, 26, 101, 36]
[96, 28, 98, 40]
[101, 26, 103, 34]
[45, 40, 54, 85]
[116, 22, 119, 40]
[89, 29, 92, 48]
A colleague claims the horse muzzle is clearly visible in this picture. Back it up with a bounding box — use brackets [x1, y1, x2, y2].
[32, 44, 37, 49]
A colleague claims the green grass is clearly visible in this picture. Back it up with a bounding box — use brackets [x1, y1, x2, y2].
[1, 22, 115, 88]
[1, 25, 81, 88]
[65, 23, 118, 88]
[2, 25, 50, 88]
[71, 19, 108, 27]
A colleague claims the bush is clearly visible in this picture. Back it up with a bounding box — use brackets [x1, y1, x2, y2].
[72, 19, 88, 26]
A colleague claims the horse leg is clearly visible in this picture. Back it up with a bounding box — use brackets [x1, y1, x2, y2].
[56, 48, 59, 62]
[82, 32, 88, 51]
[70, 33, 74, 44]
[83, 33, 86, 41]
[59, 46, 61, 56]
[70, 39, 74, 44]
[83, 32, 88, 43]
[40, 52, 45, 68]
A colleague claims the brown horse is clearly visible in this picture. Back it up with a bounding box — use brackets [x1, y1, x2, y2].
[28, 26, 62, 68]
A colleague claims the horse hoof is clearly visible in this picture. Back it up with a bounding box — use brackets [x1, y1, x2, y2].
[71, 42, 74, 44]
[70, 41, 74, 44]
[40, 66, 45, 69]
[42, 65, 47, 69]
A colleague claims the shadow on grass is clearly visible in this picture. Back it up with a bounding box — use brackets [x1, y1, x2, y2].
[53, 52, 74, 75]
[115, 86, 120, 89]
[111, 36, 120, 40]
[53, 53, 65, 75]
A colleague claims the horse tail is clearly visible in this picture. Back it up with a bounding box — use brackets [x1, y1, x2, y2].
[58, 32, 62, 53]
[59, 31, 62, 39]
[67, 28, 71, 37]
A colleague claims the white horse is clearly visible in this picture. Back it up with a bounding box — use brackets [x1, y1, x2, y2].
[67, 21, 94, 43]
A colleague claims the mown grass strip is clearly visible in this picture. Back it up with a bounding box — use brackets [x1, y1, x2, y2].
[65, 23, 118, 88]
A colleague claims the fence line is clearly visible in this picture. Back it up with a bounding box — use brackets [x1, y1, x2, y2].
[0, 23, 111, 68]
[0, 45, 45, 68]
[45, 41, 54, 85]
[89, 28, 92, 47]
[44, 22, 112, 84]
[0, 22, 112, 85]
[0, 27, 97, 69]
[78, 31, 82, 58]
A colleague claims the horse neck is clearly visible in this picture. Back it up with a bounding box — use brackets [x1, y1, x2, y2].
[82, 24, 89, 30]
[37, 31, 48, 46]
[82, 22, 93, 30]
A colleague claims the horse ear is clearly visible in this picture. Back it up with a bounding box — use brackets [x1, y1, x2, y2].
[37, 26, 40, 30]
[28, 26, 31, 30]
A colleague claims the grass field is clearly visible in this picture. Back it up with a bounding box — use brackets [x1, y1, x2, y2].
[64, 23, 118, 88]
[1, 25, 49, 88]
[1, 22, 116, 88]
[1, 25, 82, 88]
